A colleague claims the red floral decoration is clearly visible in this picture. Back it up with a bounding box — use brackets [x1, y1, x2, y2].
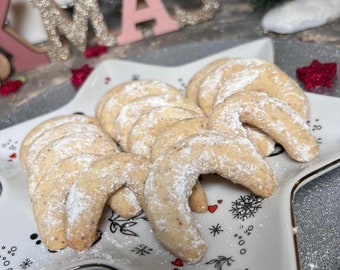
[84, 44, 107, 58]
[296, 60, 337, 91]
[71, 64, 93, 88]
[0, 76, 26, 96]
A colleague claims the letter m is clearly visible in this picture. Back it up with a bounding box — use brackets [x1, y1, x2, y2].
[30, 0, 116, 61]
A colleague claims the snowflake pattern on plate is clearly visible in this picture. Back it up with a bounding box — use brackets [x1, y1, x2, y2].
[230, 194, 264, 221]
[20, 258, 34, 269]
[209, 223, 224, 237]
[131, 244, 153, 256]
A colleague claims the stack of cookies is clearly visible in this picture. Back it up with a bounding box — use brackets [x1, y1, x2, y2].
[20, 58, 319, 264]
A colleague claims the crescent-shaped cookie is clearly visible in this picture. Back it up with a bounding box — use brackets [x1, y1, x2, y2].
[127, 106, 203, 158]
[186, 59, 282, 156]
[24, 122, 104, 172]
[95, 82, 129, 119]
[20, 114, 99, 167]
[209, 91, 318, 162]
[114, 94, 204, 151]
[212, 60, 309, 119]
[144, 130, 276, 264]
[186, 58, 229, 102]
[197, 58, 262, 116]
[151, 117, 208, 161]
[21, 115, 142, 220]
[151, 117, 209, 213]
[32, 154, 100, 251]
[66, 153, 150, 251]
[194, 58, 308, 119]
[28, 131, 119, 197]
[96, 80, 180, 119]
[106, 187, 143, 218]
[244, 125, 276, 156]
[97, 80, 182, 138]
[128, 107, 209, 213]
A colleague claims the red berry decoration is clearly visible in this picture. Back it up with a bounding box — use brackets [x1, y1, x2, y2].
[171, 258, 183, 267]
[296, 60, 337, 91]
[0, 76, 26, 97]
[84, 44, 107, 58]
[71, 64, 93, 89]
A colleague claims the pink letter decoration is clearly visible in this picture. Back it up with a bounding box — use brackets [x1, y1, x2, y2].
[117, 0, 180, 44]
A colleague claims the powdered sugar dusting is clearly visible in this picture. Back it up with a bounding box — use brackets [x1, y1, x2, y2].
[144, 130, 276, 263]
[198, 58, 264, 114]
[128, 107, 199, 157]
[214, 67, 261, 107]
[209, 91, 318, 162]
[67, 185, 93, 226]
[32, 154, 99, 249]
[99, 80, 182, 137]
[26, 122, 103, 170]
[210, 60, 309, 119]
[120, 188, 142, 214]
[114, 94, 183, 148]
[27, 131, 118, 195]
[21, 115, 97, 149]
[199, 58, 263, 100]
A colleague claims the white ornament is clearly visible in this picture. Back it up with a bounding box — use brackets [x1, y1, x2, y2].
[261, 0, 340, 34]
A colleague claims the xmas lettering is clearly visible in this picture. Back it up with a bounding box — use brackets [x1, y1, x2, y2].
[29, 0, 220, 61]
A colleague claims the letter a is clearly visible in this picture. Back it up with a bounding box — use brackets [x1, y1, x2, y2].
[117, 0, 180, 44]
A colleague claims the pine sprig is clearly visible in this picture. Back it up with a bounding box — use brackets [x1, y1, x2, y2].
[250, 0, 286, 10]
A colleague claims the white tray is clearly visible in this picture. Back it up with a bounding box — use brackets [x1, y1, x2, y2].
[0, 38, 339, 270]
